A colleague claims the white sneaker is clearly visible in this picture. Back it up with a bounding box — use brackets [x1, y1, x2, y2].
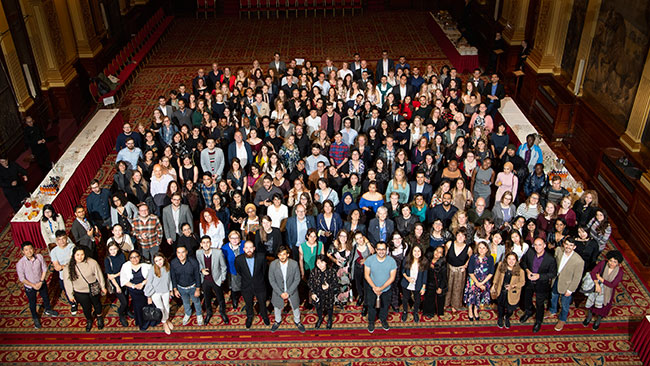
[182, 315, 190, 325]
[197, 315, 204, 326]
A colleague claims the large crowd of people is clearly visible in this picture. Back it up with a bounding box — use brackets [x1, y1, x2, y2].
[17, 51, 622, 335]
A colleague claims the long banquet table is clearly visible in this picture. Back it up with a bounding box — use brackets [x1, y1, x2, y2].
[427, 12, 479, 73]
[10, 109, 123, 248]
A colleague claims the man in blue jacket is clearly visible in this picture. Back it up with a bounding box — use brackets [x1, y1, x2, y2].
[285, 204, 316, 251]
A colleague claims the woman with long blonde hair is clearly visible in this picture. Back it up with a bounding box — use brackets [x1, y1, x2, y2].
[386, 167, 410, 204]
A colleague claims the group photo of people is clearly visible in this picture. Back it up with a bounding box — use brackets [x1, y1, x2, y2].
[18, 51, 623, 336]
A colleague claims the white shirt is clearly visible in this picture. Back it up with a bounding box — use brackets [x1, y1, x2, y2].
[200, 221, 225, 249]
[236, 142, 248, 167]
[383, 59, 389, 75]
[512, 243, 529, 261]
[342, 128, 358, 146]
[172, 206, 180, 234]
[150, 174, 174, 196]
[558, 251, 574, 274]
[407, 262, 419, 291]
[400, 85, 407, 100]
[267, 204, 289, 229]
[305, 116, 321, 136]
[280, 261, 288, 292]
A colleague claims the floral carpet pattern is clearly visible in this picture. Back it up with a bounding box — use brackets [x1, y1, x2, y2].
[0, 11, 648, 365]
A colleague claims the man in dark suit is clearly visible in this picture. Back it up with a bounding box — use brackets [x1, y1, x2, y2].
[346, 94, 364, 113]
[362, 108, 381, 133]
[409, 171, 433, 203]
[192, 68, 207, 95]
[162, 193, 194, 246]
[386, 104, 405, 125]
[268, 52, 286, 75]
[482, 73, 506, 117]
[442, 68, 462, 89]
[519, 238, 558, 333]
[350, 53, 362, 73]
[207, 63, 222, 92]
[392, 75, 414, 102]
[367, 206, 395, 245]
[70, 205, 99, 258]
[469, 68, 485, 94]
[234, 240, 270, 328]
[375, 50, 394, 82]
[23, 116, 51, 175]
[285, 204, 317, 250]
[353, 60, 373, 81]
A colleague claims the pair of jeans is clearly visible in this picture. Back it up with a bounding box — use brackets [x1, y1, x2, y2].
[151, 292, 171, 323]
[178, 285, 202, 317]
[366, 288, 391, 324]
[550, 282, 573, 322]
[141, 246, 159, 263]
[24, 283, 52, 318]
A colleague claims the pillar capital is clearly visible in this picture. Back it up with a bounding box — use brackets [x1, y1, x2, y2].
[502, 0, 529, 45]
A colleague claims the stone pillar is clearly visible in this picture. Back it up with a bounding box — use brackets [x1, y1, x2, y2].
[66, 0, 103, 76]
[526, 0, 574, 75]
[497, 0, 530, 76]
[19, 0, 87, 122]
[0, 4, 34, 113]
[501, 0, 529, 45]
[620, 48, 650, 153]
[566, 0, 601, 96]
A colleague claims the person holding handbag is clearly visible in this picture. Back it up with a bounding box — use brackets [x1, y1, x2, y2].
[145, 253, 173, 335]
[63, 246, 106, 332]
[120, 250, 152, 331]
[104, 242, 128, 327]
[583, 250, 624, 330]
[491, 252, 525, 328]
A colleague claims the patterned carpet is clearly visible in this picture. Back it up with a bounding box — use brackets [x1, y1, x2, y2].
[0, 11, 648, 366]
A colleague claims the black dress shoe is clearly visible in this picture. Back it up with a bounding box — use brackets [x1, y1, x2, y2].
[263, 317, 270, 326]
[315, 316, 323, 329]
[97, 317, 104, 330]
[401, 312, 408, 322]
[86, 322, 93, 332]
[295, 322, 306, 333]
[593, 316, 601, 331]
[220, 312, 229, 325]
[326, 318, 333, 329]
[245, 318, 253, 329]
[356, 297, 364, 306]
[33, 317, 42, 329]
[532, 322, 541, 333]
[232, 299, 239, 310]
[361, 307, 368, 317]
[271, 322, 281, 332]
[204, 313, 213, 325]
[520, 312, 532, 323]
[583, 310, 593, 327]
[119, 316, 129, 327]
[413, 313, 419, 323]
[128, 311, 135, 319]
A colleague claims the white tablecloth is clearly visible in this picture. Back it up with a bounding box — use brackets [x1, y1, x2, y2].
[11, 109, 121, 223]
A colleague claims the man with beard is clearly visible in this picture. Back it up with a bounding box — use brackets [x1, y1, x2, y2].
[234, 240, 270, 328]
[429, 192, 458, 227]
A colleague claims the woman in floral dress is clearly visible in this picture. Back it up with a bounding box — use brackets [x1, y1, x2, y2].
[327, 230, 354, 306]
[463, 241, 495, 320]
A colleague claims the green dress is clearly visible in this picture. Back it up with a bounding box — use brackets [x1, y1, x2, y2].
[300, 241, 323, 271]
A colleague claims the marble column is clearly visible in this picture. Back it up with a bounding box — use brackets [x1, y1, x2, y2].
[525, 0, 574, 75]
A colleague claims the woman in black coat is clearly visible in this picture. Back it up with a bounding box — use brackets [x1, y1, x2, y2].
[422, 245, 448, 318]
[308, 255, 339, 329]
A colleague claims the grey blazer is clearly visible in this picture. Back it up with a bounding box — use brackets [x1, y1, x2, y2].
[162, 204, 194, 241]
[268, 259, 301, 309]
[196, 248, 227, 286]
